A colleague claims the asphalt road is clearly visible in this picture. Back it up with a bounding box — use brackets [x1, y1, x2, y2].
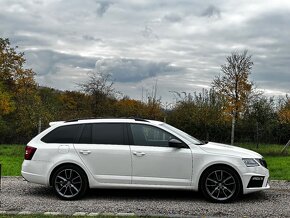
[0, 177, 290, 217]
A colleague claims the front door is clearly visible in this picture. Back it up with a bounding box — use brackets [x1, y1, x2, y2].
[129, 123, 192, 186]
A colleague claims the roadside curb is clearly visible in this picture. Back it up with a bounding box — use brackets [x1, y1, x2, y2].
[0, 211, 206, 217]
[0, 211, 138, 217]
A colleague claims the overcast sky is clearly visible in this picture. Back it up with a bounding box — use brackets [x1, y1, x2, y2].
[1, 0, 290, 103]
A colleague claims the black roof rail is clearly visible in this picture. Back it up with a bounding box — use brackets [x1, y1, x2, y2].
[65, 117, 98, 122]
[65, 117, 149, 123]
[128, 117, 149, 122]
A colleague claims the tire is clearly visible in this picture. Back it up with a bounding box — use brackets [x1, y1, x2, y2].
[52, 164, 88, 200]
[200, 165, 241, 203]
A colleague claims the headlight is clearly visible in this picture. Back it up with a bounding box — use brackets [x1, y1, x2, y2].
[242, 158, 260, 167]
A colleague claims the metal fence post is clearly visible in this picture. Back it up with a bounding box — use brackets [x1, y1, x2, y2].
[0, 163, 1, 191]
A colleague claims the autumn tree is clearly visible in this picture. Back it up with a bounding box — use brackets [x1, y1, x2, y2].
[58, 91, 92, 120]
[0, 37, 41, 142]
[275, 95, 290, 144]
[114, 97, 162, 120]
[277, 95, 290, 124]
[212, 50, 254, 145]
[0, 82, 15, 115]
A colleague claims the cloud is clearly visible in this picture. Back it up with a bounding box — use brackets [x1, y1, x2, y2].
[95, 0, 113, 17]
[201, 5, 221, 19]
[1, 0, 290, 102]
[23, 50, 96, 90]
[141, 25, 159, 40]
[82, 35, 103, 42]
[163, 13, 182, 23]
[25, 50, 96, 75]
[95, 58, 183, 83]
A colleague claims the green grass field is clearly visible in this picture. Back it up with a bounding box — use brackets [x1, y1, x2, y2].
[0, 144, 289, 180]
[0, 144, 25, 176]
[236, 143, 289, 156]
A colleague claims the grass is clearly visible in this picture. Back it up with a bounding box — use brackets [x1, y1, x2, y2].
[264, 156, 290, 180]
[0, 144, 25, 176]
[0, 144, 289, 180]
[236, 143, 289, 156]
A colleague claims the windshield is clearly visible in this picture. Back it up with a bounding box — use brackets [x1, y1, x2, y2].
[159, 123, 204, 145]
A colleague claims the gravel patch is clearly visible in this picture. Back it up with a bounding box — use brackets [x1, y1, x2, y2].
[0, 177, 289, 217]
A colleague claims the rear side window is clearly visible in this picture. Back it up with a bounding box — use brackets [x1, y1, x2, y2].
[41, 125, 81, 143]
[92, 123, 124, 145]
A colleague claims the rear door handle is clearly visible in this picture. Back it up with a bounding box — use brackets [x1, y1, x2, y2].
[79, 150, 91, 155]
[133, 151, 146, 157]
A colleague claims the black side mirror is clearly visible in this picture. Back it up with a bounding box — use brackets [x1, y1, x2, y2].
[168, 138, 184, 148]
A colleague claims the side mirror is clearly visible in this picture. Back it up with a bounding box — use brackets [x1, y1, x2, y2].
[168, 138, 184, 148]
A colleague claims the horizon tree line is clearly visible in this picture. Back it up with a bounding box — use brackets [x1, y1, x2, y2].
[0, 37, 289, 145]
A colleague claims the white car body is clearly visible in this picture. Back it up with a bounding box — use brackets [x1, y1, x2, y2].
[22, 118, 270, 202]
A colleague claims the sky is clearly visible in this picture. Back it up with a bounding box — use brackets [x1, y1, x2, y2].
[1, 0, 290, 103]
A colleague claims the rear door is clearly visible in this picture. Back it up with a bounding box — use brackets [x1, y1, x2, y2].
[73, 123, 131, 184]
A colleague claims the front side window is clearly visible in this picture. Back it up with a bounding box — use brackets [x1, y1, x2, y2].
[160, 123, 204, 145]
[130, 124, 176, 147]
[41, 125, 81, 143]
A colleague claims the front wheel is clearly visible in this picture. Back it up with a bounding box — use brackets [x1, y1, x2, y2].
[52, 165, 88, 200]
[200, 165, 241, 203]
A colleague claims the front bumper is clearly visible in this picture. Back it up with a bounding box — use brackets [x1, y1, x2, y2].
[241, 166, 270, 194]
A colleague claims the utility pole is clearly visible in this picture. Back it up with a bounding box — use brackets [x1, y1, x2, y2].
[38, 118, 42, 134]
[256, 121, 259, 149]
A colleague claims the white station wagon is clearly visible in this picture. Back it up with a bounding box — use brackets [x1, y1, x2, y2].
[22, 118, 269, 202]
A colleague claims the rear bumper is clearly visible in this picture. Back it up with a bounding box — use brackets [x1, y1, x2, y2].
[21, 160, 49, 185]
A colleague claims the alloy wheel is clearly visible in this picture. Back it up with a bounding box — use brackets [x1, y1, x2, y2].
[54, 168, 83, 198]
[205, 169, 236, 201]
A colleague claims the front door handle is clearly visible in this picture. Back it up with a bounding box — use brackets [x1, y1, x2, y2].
[133, 151, 146, 157]
[79, 150, 91, 155]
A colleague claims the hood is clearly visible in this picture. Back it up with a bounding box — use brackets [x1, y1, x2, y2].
[200, 142, 262, 158]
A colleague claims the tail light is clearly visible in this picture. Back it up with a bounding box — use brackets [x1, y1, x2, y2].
[25, 146, 37, 160]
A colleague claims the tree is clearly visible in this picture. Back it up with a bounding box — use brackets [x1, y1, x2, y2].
[0, 82, 15, 115]
[241, 96, 277, 145]
[277, 95, 290, 124]
[0, 37, 41, 143]
[79, 71, 117, 116]
[212, 50, 254, 145]
[58, 91, 92, 120]
[168, 89, 227, 142]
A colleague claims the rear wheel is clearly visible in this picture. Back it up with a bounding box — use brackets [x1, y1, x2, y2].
[52, 164, 88, 200]
[200, 165, 241, 203]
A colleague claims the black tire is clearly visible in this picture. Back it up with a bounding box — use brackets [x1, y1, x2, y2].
[52, 164, 88, 200]
[200, 165, 241, 203]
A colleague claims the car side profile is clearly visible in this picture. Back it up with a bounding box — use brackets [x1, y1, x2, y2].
[21, 118, 270, 202]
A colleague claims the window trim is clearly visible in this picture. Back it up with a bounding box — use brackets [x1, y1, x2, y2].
[75, 124, 92, 144]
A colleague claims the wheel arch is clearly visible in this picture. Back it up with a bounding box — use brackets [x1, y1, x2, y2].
[49, 162, 89, 186]
[198, 163, 243, 192]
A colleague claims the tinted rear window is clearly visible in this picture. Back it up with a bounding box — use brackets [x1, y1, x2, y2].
[92, 123, 124, 145]
[41, 125, 81, 143]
